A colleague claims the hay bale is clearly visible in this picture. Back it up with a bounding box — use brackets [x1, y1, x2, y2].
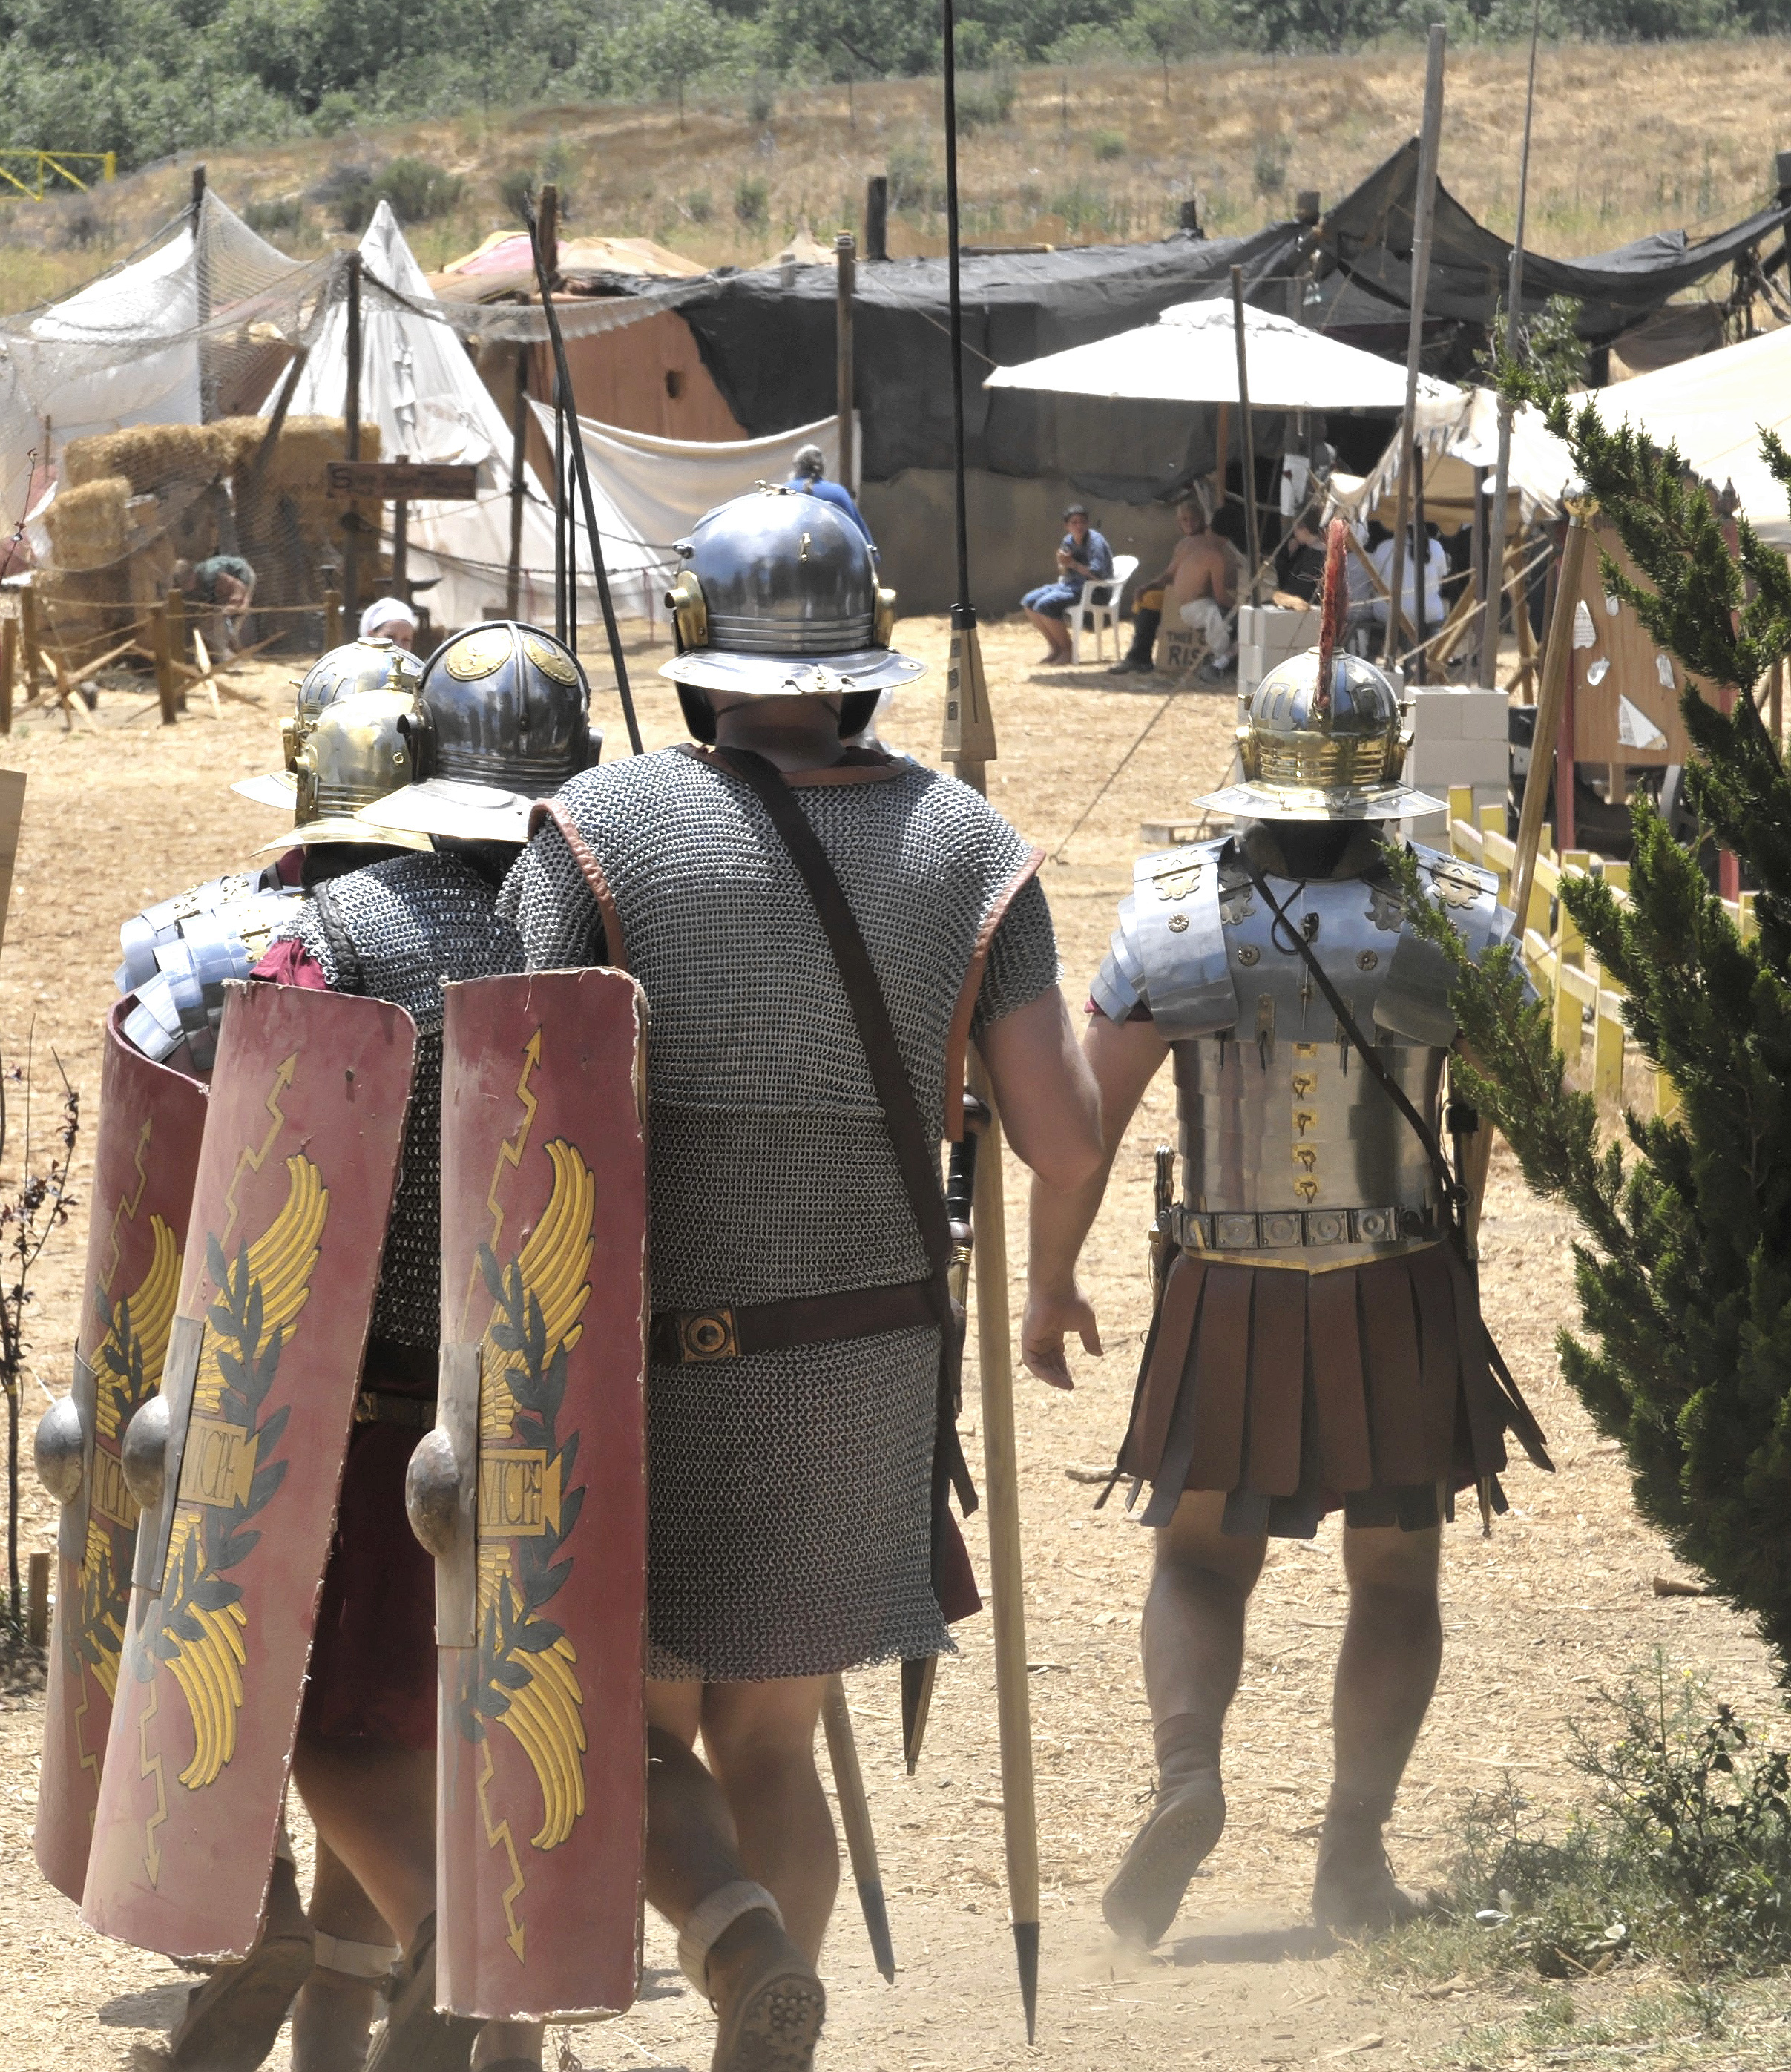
[252, 415, 383, 554]
[44, 476, 128, 571]
[211, 415, 269, 472]
[63, 424, 228, 496]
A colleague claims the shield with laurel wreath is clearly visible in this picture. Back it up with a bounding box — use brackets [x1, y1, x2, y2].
[35, 1004, 208, 1905]
[82, 981, 415, 1960]
[427, 968, 648, 2020]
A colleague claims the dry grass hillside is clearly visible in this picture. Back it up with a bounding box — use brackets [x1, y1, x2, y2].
[1, 40, 1788, 312]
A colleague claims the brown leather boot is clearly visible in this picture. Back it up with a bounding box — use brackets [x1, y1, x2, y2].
[1102, 1767, 1226, 1947]
[153, 1855, 315, 2070]
[704, 1910, 826, 2072]
[1311, 1795, 1436, 1936]
[361, 1915, 477, 2072]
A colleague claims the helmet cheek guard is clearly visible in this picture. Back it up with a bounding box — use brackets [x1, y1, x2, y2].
[873, 586, 898, 649]
[667, 570, 708, 655]
[397, 706, 436, 780]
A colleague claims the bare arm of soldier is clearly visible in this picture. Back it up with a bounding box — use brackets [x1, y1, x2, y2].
[1021, 1011, 1168, 1389]
[979, 984, 1102, 1192]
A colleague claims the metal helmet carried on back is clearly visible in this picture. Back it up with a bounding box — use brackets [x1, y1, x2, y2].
[660, 485, 923, 738]
[358, 621, 600, 843]
[232, 637, 424, 809]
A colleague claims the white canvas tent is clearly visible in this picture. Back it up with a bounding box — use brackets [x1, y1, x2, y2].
[273, 202, 566, 630]
[1587, 324, 1791, 547]
[1329, 386, 1576, 530]
[984, 299, 1453, 413]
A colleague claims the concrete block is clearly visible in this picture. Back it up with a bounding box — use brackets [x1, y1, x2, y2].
[1460, 697, 1512, 742]
[1410, 694, 1464, 741]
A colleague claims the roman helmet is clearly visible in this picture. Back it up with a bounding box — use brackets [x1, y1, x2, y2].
[254, 688, 431, 853]
[660, 484, 923, 740]
[357, 621, 599, 843]
[232, 636, 424, 808]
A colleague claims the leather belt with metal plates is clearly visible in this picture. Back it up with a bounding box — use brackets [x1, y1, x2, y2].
[1168, 1203, 1436, 1251]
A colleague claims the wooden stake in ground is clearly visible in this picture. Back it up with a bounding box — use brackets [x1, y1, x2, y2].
[820, 1675, 896, 1984]
[1383, 24, 1447, 672]
[148, 605, 177, 726]
[1510, 487, 1598, 934]
[1229, 266, 1261, 603]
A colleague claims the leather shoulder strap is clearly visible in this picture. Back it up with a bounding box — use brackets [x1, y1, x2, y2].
[530, 799, 628, 973]
[709, 746, 953, 1292]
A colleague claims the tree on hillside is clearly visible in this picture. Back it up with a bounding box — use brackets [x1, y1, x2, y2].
[1387, 384, 1791, 1677]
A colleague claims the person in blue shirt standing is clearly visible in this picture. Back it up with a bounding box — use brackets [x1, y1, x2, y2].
[788, 443, 875, 549]
[1021, 504, 1114, 665]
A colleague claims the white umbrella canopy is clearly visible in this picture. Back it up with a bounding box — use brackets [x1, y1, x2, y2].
[983, 298, 1454, 413]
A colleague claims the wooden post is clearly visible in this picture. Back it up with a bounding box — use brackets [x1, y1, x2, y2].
[343, 251, 363, 623]
[1511, 490, 1597, 934]
[1384, 25, 1447, 669]
[27, 1550, 49, 1649]
[191, 165, 214, 421]
[506, 348, 528, 619]
[539, 182, 561, 291]
[0, 616, 13, 736]
[1412, 450, 1428, 683]
[165, 586, 189, 711]
[1557, 653, 1578, 850]
[324, 586, 342, 648]
[1469, 463, 1486, 671]
[1229, 267, 1259, 602]
[391, 453, 410, 605]
[864, 174, 888, 263]
[835, 233, 857, 495]
[19, 583, 40, 693]
[1211, 401, 1229, 517]
[149, 603, 177, 726]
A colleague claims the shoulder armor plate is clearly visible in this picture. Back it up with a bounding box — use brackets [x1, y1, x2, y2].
[1131, 839, 1238, 1039]
[1377, 841, 1509, 1049]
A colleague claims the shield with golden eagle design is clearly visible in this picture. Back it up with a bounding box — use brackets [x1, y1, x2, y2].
[35, 1004, 208, 1905]
[420, 968, 647, 2020]
[82, 982, 415, 1960]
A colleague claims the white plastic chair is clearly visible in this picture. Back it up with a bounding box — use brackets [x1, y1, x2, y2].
[1069, 554, 1138, 664]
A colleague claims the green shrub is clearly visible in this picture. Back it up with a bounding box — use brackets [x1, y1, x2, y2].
[378, 156, 465, 225]
[1252, 130, 1289, 197]
[746, 74, 777, 125]
[244, 194, 303, 238]
[885, 140, 939, 214]
[311, 91, 358, 138]
[956, 72, 1016, 132]
[733, 174, 768, 228]
[686, 188, 714, 224]
[1090, 127, 1128, 161]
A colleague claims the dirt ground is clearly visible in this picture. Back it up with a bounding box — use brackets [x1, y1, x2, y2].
[1, 618, 1787, 2071]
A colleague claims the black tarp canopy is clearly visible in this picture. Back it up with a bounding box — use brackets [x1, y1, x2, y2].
[676, 221, 1301, 487]
[1312, 139, 1790, 348]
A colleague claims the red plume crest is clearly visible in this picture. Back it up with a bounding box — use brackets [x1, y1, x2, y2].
[1312, 518, 1349, 714]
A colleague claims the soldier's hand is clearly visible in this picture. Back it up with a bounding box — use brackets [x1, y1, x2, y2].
[1020, 1286, 1102, 1391]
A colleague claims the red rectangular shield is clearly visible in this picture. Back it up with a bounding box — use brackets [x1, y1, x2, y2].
[433, 968, 648, 2020]
[81, 982, 415, 1960]
[36, 1006, 208, 1904]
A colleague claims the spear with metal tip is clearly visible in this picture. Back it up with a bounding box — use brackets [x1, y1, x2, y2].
[821, 1675, 897, 1983]
[938, 0, 1041, 2036]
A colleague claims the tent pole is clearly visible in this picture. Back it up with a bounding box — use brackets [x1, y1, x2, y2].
[1384, 25, 1447, 673]
[835, 233, 857, 493]
[1229, 267, 1260, 605]
[553, 377, 567, 644]
[1411, 450, 1427, 683]
[522, 191, 643, 754]
[343, 251, 362, 625]
[507, 349, 528, 620]
[1479, 0, 1540, 690]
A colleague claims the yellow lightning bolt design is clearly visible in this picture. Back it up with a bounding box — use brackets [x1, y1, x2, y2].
[220, 1052, 298, 1248]
[457, 1027, 541, 1340]
[100, 1116, 154, 1295]
[139, 1682, 165, 1885]
[476, 1736, 527, 1961]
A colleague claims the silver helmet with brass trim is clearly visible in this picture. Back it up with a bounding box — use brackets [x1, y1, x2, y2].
[252, 689, 430, 853]
[357, 620, 599, 844]
[232, 637, 424, 809]
[660, 486, 923, 732]
[1197, 648, 1443, 823]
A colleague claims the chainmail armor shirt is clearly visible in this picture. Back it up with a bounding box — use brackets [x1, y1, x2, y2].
[502, 746, 1059, 1682]
[271, 850, 525, 1352]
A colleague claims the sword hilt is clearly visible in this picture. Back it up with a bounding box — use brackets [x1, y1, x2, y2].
[1149, 1143, 1177, 1295]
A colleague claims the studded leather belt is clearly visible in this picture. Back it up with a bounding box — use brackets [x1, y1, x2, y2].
[651, 1277, 939, 1366]
[1169, 1204, 1436, 1251]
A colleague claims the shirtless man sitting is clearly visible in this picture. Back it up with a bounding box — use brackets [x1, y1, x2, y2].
[1111, 495, 1238, 682]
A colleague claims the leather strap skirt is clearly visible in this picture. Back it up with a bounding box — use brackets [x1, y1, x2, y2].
[1117, 1242, 1513, 1536]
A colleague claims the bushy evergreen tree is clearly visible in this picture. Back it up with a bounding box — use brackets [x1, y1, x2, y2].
[1387, 386, 1791, 1674]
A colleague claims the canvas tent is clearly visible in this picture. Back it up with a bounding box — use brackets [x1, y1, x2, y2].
[984, 298, 1450, 412]
[1330, 386, 1575, 530]
[1585, 323, 1791, 547]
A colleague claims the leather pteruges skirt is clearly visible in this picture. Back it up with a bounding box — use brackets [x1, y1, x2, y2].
[1116, 1242, 1519, 1537]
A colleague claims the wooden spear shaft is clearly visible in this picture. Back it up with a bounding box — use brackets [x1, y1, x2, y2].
[821, 1674, 896, 1984]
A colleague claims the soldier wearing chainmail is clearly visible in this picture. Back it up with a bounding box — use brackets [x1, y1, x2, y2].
[503, 487, 1103, 2072]
[244, 622, 596, 2072]
[1025, 533, 1548, 1952]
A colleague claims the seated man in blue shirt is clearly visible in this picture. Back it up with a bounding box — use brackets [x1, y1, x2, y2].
[788, 442, 875, 547]
[1021, 504, 1114, 665]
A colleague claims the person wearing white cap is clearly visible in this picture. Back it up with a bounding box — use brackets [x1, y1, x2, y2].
[358, 596, 419, 649]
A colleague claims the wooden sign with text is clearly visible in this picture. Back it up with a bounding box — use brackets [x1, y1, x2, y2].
[326, 461, 479, 501]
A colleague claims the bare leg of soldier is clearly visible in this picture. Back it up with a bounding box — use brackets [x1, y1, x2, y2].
[643, 1680, 829, 2071]
[1103, 1490, 1264, 1946]
[292, 1839, 398, 2072]
[1312, 1522, 1444, 1934]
